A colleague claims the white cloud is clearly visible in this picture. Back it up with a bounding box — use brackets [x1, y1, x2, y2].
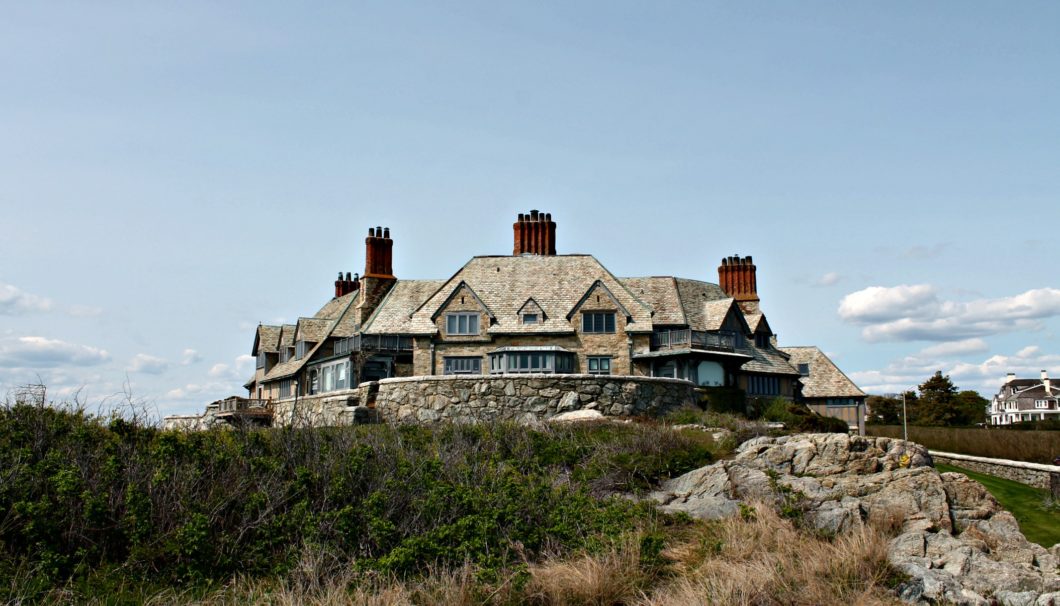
[838, 285, 1060, 342]
[813, 272, 842, 287]
[0, 336, 110, 368]
[0, 283, 54, 315]
[127, 353, 168, 374]
[207, 363, 231, 378]
[916, 338, 989, 358]
[849, 344, 1060, 396]
[181, 349, 202, 365]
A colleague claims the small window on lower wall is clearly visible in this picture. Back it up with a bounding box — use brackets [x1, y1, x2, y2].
[444, 357, 482, 375]
[587, 356, 611, 375]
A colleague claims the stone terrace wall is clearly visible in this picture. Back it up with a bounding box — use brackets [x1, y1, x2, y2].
[932, 450, 1060, 496]
[371, 374, 696, 424]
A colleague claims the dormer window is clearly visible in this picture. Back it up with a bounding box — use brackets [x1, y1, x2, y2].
[256, 352, 266, 369]
[446, 312, 480, 335]
[755, 333, 770, 348]
[798, 363, 810, 376]
[295, 340, 309, 359]
[522, 313, 539, 325]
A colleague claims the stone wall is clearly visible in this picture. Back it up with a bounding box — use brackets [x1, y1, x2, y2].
[369, 374, 695, 423]
[932, 450, 1060, 496]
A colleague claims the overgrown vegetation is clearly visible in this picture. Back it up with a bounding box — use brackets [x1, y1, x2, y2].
[0, 399, 716, 603]
[936, 464, 1060, 547]
[1, 394, 907, 604]
[761, 398, 851, 433]
[866, 425, 1060, 464]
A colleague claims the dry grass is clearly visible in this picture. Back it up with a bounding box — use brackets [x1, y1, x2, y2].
[646, 503, 903, 606]
[867, 424, 1059, 464]
[82, 503, 905, 606]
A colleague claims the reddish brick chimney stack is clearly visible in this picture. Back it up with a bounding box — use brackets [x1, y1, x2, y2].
[718, 255, 760, 314]
[513, 210, 557, 256]
[364, 226, 394, 278]
[334, 272, 360, 298]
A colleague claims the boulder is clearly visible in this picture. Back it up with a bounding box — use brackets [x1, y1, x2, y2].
[548, 409, 605, 423]
[651, 433, 1060, 605]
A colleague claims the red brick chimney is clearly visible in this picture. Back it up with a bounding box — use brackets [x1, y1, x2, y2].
[718, 255, 760, 314]
[364, 226, 394, 278]
[334, 272, 360, 298]
[513, 210, 556, 256]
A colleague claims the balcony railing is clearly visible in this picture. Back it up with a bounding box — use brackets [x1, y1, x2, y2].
[346, 334, 414, 353]
[650, 329, 736, 352]
[217, 397, 271, 415]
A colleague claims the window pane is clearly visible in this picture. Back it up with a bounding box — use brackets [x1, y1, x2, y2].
[588, 358, 598, 371]
[605, 314, 615, 332]
[469, 314, 479, 334]
[447, 316, 457, 333]
[601, 358, 610, 371]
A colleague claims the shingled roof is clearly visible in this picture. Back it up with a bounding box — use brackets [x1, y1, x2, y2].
[362, 279, 446, 335]
[407, 255, 654, 335]
[742, 344, 800, 376]
[780, 346, 866, 398]
[252, 324, 282, 355]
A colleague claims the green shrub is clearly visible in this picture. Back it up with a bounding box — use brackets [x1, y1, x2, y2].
[763, 399, 850, 434]
[0, 402, 717, 600]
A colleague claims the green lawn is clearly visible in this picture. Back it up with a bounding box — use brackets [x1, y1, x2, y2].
[936, 463, 1060, 548]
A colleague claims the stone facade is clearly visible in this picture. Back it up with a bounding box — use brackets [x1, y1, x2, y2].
[931, 450, 1060, 495]
[266, 375, 695, 427]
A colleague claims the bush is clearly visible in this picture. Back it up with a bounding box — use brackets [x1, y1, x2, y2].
[698, 387, 746, 416]
[0, 402, 718, 601]
[763, 399, 850, 433]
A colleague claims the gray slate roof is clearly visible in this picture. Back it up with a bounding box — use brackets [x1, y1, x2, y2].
[780, 346, 866, 398]
[407, 255, 654, 335]
[253, 324, 281, 355]
[362, 280, 447, 334]
[741, 344, 800, 376]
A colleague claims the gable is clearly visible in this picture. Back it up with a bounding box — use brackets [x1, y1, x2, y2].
[517, 297, 545, 318]
[431, 281, 495, 321]
[567, 280, 632, 321]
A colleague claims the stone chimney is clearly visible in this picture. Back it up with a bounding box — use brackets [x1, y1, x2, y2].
[334, 271, 360, 298]
[718, 255, 760, 314]
[513, 210, 557, 256]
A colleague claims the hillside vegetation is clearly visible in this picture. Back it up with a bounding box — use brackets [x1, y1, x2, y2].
[0, 399, 903, 605]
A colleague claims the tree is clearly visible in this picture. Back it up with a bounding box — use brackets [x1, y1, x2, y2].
[866, 395, 902, 425]
[953, 390, 988, 426]
[915, 371, 961, 426]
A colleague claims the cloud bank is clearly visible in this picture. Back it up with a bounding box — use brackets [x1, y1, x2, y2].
[838, 285, 1060, 342]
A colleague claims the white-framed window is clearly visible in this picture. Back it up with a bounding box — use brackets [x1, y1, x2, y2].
[582, 312, 616, 333]
[1035, 400, 1050, 409]
[310, 359, 351, 394]
[444, 357, 482, 375]
[446, 312, 480, 335]
[522, 313, 538, 325]
[587, 356, 611, 375]
[489, 351, 573, 374]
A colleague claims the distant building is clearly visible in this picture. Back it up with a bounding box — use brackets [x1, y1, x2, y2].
[172, 211, 866, 430]
[781, 346, 866, 434]
[990, 370, 1059, 425]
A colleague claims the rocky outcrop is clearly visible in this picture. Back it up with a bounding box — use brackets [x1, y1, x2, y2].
[651, 433, 1060, 605]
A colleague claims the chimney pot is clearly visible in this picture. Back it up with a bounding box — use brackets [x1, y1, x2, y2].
[368, 227, 376, 237]
[383, 227, 390, 239]
[530, 209, 539, 220]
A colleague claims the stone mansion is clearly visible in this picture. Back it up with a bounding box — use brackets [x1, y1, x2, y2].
[192, 210, 864, 429]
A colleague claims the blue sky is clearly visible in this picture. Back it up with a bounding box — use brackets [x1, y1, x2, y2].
[2, 2, 1058, 415]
